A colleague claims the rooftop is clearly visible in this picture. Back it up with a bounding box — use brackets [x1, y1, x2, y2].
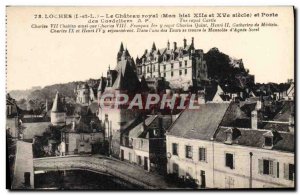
[167, 103, 230, 140]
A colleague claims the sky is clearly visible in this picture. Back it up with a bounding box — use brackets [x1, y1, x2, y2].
[6, 6, 294, 91]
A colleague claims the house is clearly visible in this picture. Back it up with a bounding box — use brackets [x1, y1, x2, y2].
[166, 102, 232, 188]
[263, 101, 294, 133]
[120, 114, 172, 173]
[166, 101, 294, 188]
[6, 94, 20, 118]
[284, 82, 294, 101]
[214, 127, 294, 188]
[60, 105, 104, 155]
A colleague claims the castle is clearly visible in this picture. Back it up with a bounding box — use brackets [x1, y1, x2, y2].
[136, 37, 208, 89]
[92, 38, 210, 157]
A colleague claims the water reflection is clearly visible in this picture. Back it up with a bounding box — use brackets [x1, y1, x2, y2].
[35, 170, 144, 190]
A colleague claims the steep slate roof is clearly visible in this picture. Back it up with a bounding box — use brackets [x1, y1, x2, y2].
[51, 92, 65, 113]
[263, 101, 294, 132]
[66, 104, 101, 133]
[167, 103, 230, 140]
[129, 115, 157, 138]
[215, 126, 294, 153]
[112, 59, 141, 91]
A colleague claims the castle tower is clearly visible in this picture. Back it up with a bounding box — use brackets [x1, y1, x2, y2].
[152, 42, 156, 51]
[51, 91, 66, 126]
[183, 38, 187, 48]
[76, 83, 90, 105]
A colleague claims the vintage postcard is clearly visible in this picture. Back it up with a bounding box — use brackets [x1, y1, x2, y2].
[6, 6, 295, 190]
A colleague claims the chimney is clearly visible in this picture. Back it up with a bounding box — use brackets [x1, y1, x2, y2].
[191, 37, 194, 46]
[72, 121, 76, 131]
[173, 42, 177, 50]
[251, 110, 258, 129]
[167, 40, 170, 50]
[256, 100, 262, 110]
[183, 38, 187, 48]
[289, 114, 295, 134]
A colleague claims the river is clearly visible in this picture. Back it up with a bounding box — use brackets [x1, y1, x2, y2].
[34, 170, 144, 190]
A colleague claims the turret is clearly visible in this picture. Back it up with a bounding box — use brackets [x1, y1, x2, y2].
[173, 42, 177, 50]
[51, 91, 66, 126]
[152, 42, 157, 51]
[117, 42, 125, 62]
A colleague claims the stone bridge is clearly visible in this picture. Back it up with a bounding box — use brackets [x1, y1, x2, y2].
[33, 155, 175, 189]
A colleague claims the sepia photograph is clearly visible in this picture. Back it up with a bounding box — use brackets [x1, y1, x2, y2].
[5, 6, 295, 190]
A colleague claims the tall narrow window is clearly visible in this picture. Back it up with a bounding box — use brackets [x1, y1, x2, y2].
[265, 137, 273, 147]
[225, 153, 234, 169]
[185, 145, 193, 159]
[199, 147, 206, 162]
[172, 143, 178, 156]
[284, 163, 295, 181]
[259, 159, 278, 177]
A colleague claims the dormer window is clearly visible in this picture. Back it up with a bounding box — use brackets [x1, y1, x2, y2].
[264, 137, 273, 147]
[263, 131, 274, 149]
[224, 128, 233, 144]
[226, 132, 232, 142]
[224, 128, 241, 145]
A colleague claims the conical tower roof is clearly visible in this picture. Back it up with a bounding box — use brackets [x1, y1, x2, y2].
[51, 91, 65, 112]
[152, 42, 157, 51]
[119, 42, 124, 52]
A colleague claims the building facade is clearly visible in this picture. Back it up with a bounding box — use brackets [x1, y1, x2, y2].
[75, 83, 97, 105]
[166, 102, 295, 189]
[136, 38, 208, 89]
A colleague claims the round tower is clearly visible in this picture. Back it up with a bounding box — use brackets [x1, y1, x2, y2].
[51, 91, 66, 126]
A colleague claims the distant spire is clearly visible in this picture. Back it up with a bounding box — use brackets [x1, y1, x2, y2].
[119, 42, 124, 52]
[183, 37, 187, 48]
[167, 40, 170, 50]
[152, 42, 157, 51]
